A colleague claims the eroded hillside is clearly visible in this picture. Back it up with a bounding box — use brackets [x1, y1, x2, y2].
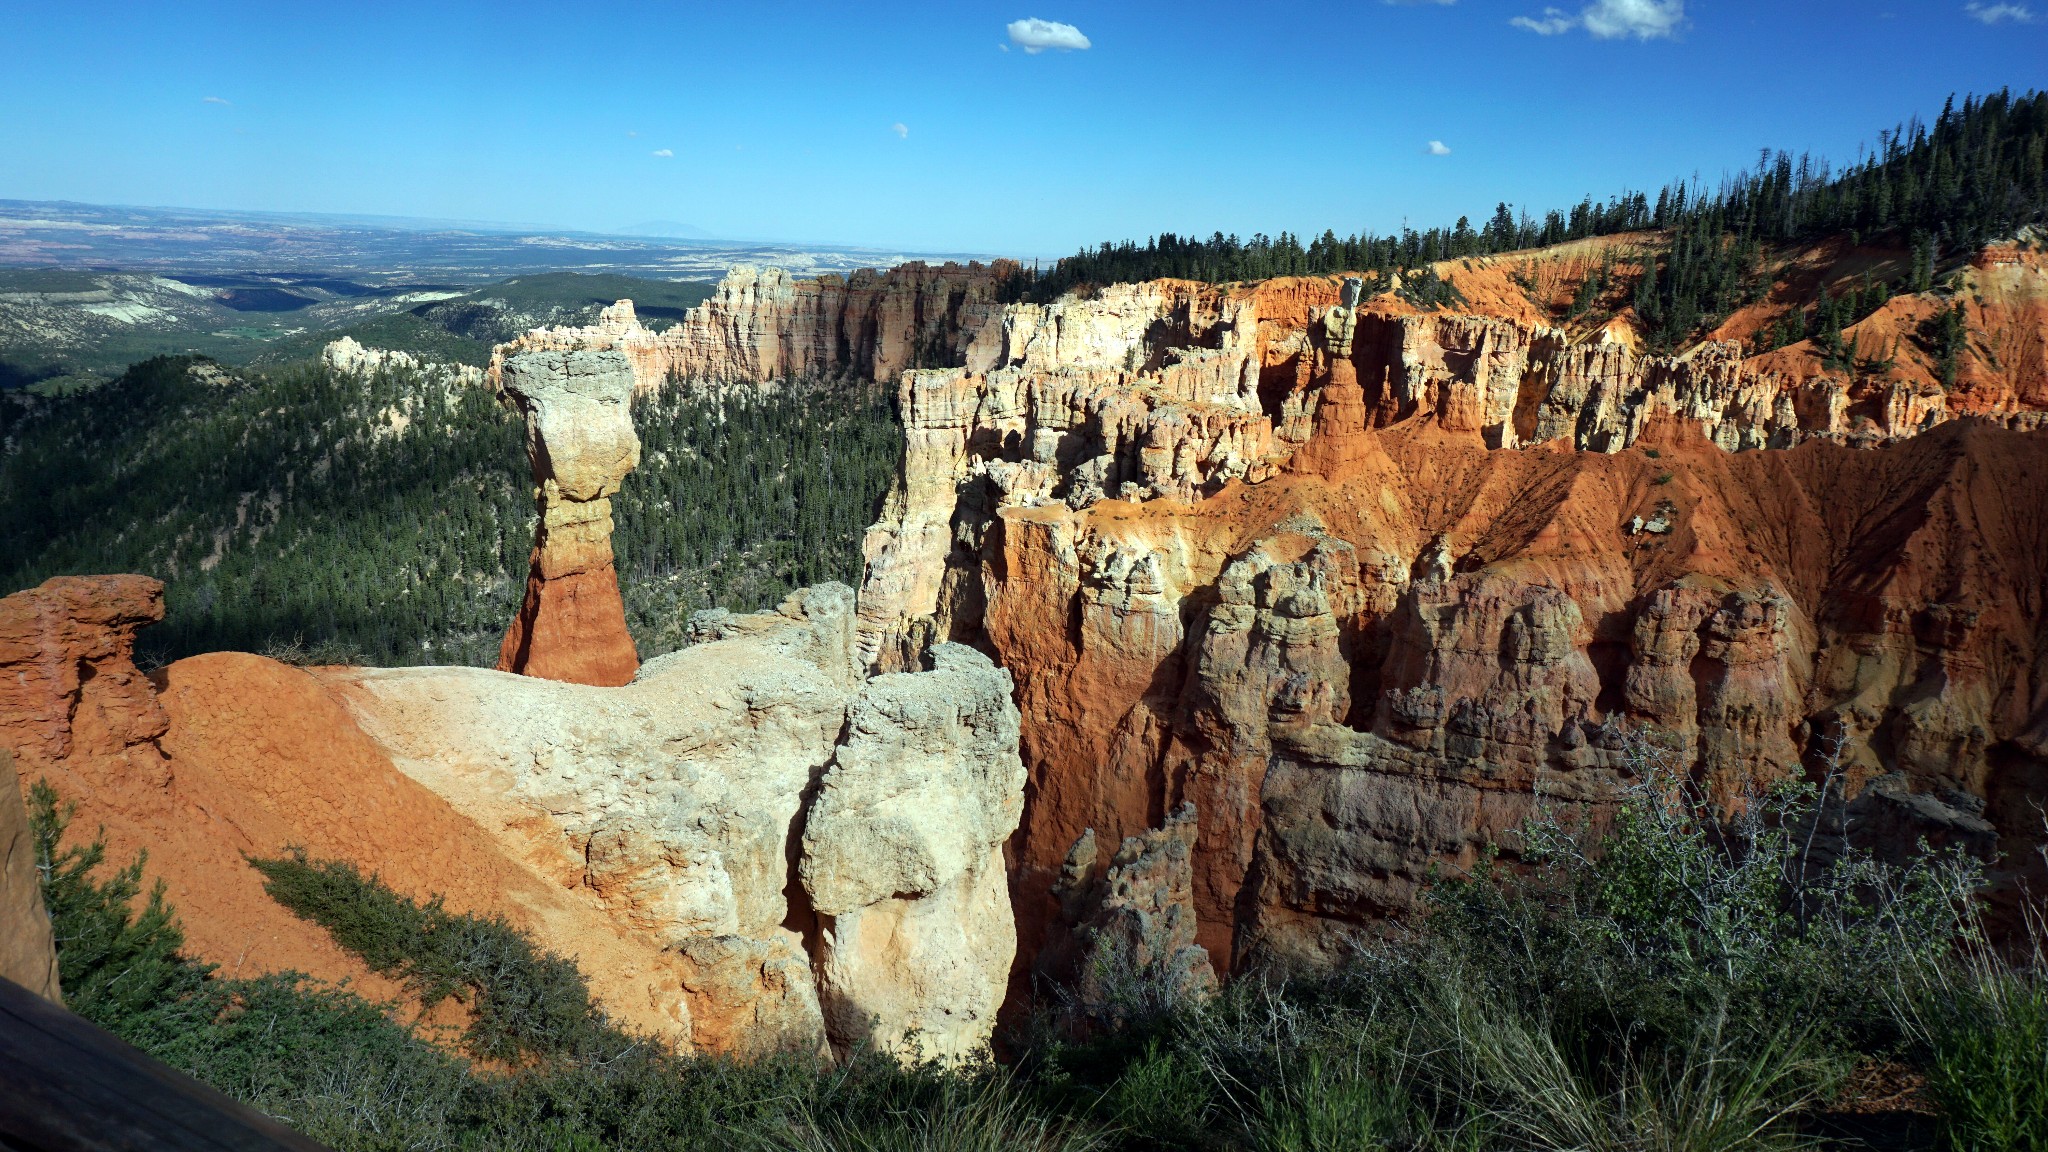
[840, 236, 2048, 981]
[5, 227, 2046, 1058]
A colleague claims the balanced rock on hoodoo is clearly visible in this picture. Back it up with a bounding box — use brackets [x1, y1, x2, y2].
[496, 348, 642, 686]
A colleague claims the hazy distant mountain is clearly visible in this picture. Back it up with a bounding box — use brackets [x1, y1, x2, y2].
[0, 267, 726, 379]
[615, 220, 717, 240]
[0, 199, 992, 281]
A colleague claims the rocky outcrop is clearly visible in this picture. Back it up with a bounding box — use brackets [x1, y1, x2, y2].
[0, 575, 169, 776]
[1045, 803, 1217, 1027]
[0, 573, 687, 1039]
[802, 643, 1024, 1061]
[322, 336, 484, 385]
[489, 261, 1025, 394]
[12, 237, 2044, 1043]
[1, 748, 60, 1002]
[0, 575, 1027, 1060]
[350, 585, 1025, 1059]
[495, 347, 642, 686]
[853, 246, 2048, 979]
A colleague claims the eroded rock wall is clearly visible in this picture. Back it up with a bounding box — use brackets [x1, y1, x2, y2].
[490, 261, 1024, 394]
[853, 249, 2048, 979]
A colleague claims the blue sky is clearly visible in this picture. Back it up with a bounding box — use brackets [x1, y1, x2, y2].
[2, 1, 2043, 257]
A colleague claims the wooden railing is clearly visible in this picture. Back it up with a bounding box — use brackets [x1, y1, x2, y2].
[0, 975, 333, 1151]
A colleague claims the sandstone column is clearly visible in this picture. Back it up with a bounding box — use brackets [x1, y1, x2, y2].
[1292, 276, 1371, 475]
[496, 349, 642, 686]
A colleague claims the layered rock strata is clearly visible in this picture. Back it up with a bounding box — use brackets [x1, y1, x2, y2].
[496, 347, 642, 686]
[489, 261, 1024, 394]
[0, 577, 1027, 1060]
[852, 247, 2048, 977]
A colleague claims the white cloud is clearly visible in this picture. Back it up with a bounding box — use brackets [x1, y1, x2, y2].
[1425, 140, 1453, 156]
[1582, 0, 1683, 38]
[651, 148, 673, 158]
[1966, 2, 2037, 22]
[1510, 7, 1575, 32]
[1006, 18, 1090, 53]
[627, 130, 639, 137]
[892, 122, 909, 139]
[202, 95, 231, 105]
[1513, 0, 1683, 38]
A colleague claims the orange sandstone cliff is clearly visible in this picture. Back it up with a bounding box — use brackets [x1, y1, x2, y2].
[849, 245, 2048, 981]
[489, 260, 1025, 395]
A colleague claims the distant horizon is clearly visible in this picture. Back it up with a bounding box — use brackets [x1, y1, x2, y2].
[0, 196, 1011, 262]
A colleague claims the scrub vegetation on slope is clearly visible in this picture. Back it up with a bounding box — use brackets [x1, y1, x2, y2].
[0, 356, 898, 665]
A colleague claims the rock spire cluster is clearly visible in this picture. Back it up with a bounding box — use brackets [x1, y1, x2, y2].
[846, 244, 2048, 972]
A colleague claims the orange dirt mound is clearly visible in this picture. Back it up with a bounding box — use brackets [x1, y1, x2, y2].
[0, 577, 693, 1042]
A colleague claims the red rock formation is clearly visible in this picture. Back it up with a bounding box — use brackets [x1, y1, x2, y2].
[854, 243, 2048, 982]
[0, 575, 168, 775]
[0, 575, 704, 1035]
[0, 572, 1027, 1059]
[495, 347, 642, 686]
[490, 260, 1026, 394]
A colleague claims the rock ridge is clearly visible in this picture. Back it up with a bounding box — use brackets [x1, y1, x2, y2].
[489, 260, 1026, 394]
[1, 576, 1027, 1061]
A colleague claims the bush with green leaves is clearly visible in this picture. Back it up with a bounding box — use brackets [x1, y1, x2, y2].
[248, 851, 620, 1064]
[1426, 734, 1985, 1061]
[1893, 933, 2048, 1151]
[28, 780, 209, 1031]
[1016, 729, 2023, 1152]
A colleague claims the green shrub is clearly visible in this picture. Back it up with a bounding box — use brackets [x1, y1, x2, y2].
[754, 1070, 1107, 1152]
[30, 780, 466, 1150]
[1099, 1040, 1216, 1147]
[1426, 732, 1982, 1057]
[1254, 1050, 1416, 1152]
[248, 850, 617, 1063]
[28, 780, 209, 1034]
[1895, 939, 2048, 1151]
[141, 973, 471, 1151]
